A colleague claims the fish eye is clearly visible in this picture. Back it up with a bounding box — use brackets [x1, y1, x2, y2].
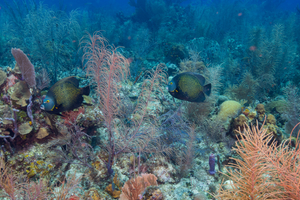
[175, 90, 178, 92]
[170, 82, 173, 85]
[46, 100, 50, 103]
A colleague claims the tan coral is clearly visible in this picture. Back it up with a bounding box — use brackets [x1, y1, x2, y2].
[255, 104, 265, 115]
[13, 62, 22, 74]
[1, 105, 14, 125]
[9, 81, 31, 106]
[218, 100, 242, 121]
[83, 95, 94, 105]
[36, 128, 49, 139]
[265, 100, 288, 114]
[265, 114, 282, 139]
[248, 110, 257, 121]
[0, 128, 10, 136]
[19, 123, 33, 135]
[242, 107, 257, 122]
[267, 114, 276, 125]
[234, 114, 248, 127]
[265, 124, 277, 135]
[233, 114, 248, 134]
[0, 69, 7, 86]
[255, 104, 265, 121]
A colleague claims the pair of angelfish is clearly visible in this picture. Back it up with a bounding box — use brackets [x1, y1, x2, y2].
[40, 72, 211, 114]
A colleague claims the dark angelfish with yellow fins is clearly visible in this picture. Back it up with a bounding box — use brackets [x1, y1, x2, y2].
[168, 72, 211, 102]
[40, 76, 90, 114]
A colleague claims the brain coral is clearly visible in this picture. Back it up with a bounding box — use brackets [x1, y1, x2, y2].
[218, 100, 242, 121]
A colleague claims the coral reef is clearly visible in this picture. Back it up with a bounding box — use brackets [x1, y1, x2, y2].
[0, 1, 299, 199]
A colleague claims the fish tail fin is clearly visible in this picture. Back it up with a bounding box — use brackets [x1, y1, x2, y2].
[81, 85, 90, 96]
[204, 83, 211, 96]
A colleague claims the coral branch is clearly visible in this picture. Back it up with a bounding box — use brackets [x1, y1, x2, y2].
[216, 120, 300, 199]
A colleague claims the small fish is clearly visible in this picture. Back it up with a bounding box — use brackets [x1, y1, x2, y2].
[167, 72, 211, 102]
[112, 181, 115, 191]
[40, 76, 89, 114]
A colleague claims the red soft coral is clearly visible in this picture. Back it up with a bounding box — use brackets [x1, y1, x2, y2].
[61, 107, 85, 126]
[5, 74, 18, 91]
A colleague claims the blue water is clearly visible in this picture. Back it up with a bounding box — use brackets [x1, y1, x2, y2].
[44, 0, 299, 12]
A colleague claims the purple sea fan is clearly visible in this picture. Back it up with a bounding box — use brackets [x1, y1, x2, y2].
[209, 153, 216, 175]
[11, 48, 36, 88]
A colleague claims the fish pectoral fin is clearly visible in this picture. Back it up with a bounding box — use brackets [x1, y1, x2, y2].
[54, 104, 63, 111]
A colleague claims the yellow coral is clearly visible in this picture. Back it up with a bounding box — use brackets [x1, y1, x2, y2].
[218, 100, 242, 121]
[242, 108, 250, 116]
[266, 124, 277, 135]
[248, 110, 257, 121]
[234, 114, 247, 127]
[255, 104, 266, 121]
[233, 114, 248, 134]
[255, 104, 265, 115]
[267, 114, 276, 125]
[105, 174, 121, 198]
[36, 160, 44, 165]
[85, 188, 102, 200]
[105, 184, 121, 198]
[26, 162, 37, 178]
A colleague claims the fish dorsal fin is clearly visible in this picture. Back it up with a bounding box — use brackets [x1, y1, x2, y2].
[64, 76, 80, 88]
[51, 76, 80, 90]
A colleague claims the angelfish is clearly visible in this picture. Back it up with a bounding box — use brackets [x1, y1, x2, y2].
[167, 72, 211, 102]
[40, 76, 89, 114]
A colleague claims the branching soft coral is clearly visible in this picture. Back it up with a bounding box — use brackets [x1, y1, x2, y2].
[225, 71, 258, 103]
[82, 32, 170, 178]
[216, 122, 274, 200]
[0, 157, 83, 199]
[0, 158, 23, 199]
[215, 121, 300, 199]
[266, 123, 300, 199]
[81, 31, 129, 175]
